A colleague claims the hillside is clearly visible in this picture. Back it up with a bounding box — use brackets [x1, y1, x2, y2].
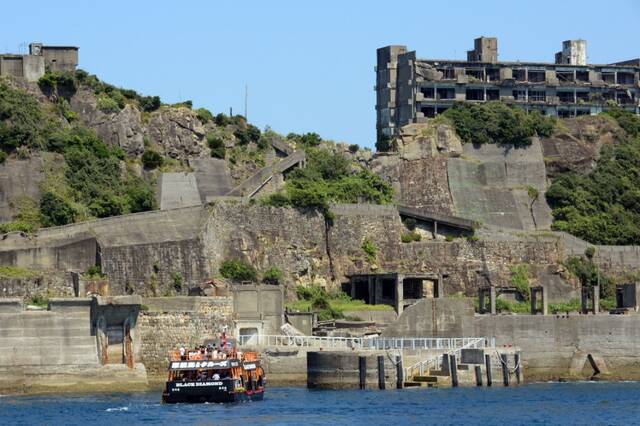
[0, 70, 379, 232]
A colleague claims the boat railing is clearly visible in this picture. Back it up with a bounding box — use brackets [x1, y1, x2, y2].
[237, 335, 495, 351]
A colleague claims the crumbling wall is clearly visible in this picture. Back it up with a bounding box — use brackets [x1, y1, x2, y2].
[137, 296, 233, 378]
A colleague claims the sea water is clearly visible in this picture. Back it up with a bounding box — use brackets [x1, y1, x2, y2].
[1, 382, 639, 425]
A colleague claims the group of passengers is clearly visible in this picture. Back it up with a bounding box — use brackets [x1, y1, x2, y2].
[178, 344, 233, 361]
[176, 369, 231, 382]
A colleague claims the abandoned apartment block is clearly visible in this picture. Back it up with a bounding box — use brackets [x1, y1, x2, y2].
[376, 37, 640, 138]
[0, 42, 78, 82]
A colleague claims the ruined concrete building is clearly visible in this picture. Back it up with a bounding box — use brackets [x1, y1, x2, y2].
[0, 42, 78, 82]
[376, 37, 640, 138]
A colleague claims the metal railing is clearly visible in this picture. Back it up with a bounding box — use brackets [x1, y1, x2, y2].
[403, 337, 491, 379]
[237, 334, 494, 352]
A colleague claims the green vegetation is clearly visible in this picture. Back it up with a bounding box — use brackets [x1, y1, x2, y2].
[141, 149, 164, 169]
[234, 122, 261, 145]
[288, 285, 392, 321]
[75, 69, 161, 113]
[547, 109, 640, 245]
[509, 264, 531, 301]
[441, 102, 556, 147]
[262, 148, 393, 219]
[262, 266, 283, 285]
[196, 108, 214, 123]
[0, 266, 39, 279]
[361, 238, 377, 262]
[27, 294, 49, 308]
[0, 82, 156, 229]
[40, 192, 76, 226]
[565, 255, 615, 299]
[287, 132, 322, 147]
[401, 231, 422, 243]
[38, 71, 78, 95]
[83, 265, 105, 280]
[348, 144, 359, 153]
[375, 134, 393, 152]
[207, 134, 226, 159]
[219, 259, 257, 282]
[172, 272, 183, 293]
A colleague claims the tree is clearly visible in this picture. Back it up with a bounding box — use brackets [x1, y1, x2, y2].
[262, 267, 283, 285]
[40, 192, 75, 226]
[141, 150, 163, 169]
[219, 259, 257, 282]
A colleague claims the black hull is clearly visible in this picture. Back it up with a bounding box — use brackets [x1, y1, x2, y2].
[163, 390, 264, 404]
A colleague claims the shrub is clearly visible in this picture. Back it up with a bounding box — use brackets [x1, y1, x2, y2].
[510, 264, 531, 301]
[401, 231, 422, 243]
[234, 124, 261, 145]
[141, 150, 163, 169]
[196, 108, 214, 123]
[348, 144, 359, 153]
[97, 95, 120, 113]
[219, 259, 257, 282]
[172, 272, 183, 293]
[40, 192, 75, 226]
[445, 235, 454, 242]
[565, 256, 615, 299]
[0, 151, 6, 163]
[605, 107, 640, 137]
[27, 294, 49, 308]
[404, 218, 417, 230]
[299, 132, 322, 147]
[442, 101, 556, 147]
[0, 82, 45, 150]
[214, 113, 231, 127]
[139, 96, 161, 112]
[207, 134, 226, 159]
[361, 238, 377, 261]
[85, 265, 103, 278]
[262, 267, 283, 285]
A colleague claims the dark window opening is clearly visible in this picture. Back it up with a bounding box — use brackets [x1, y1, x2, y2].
[436, 106, 450, 115]
[558, 109, 574, 118]
[466, 68, 484, 81]
[421, 87, 435, 98]
[353, 280, 369, 302]
[602, 73, 615, 84]
[576, 109, 590, 116]
[618, 72, 635, 85]
[466, 88, 484, 101]
[576, 71, 589, 82]
[486, 68, 500, 82]
[436, 88, 455, 100]
[513, 69, 526, 82]
[618, 92, 634, 105]
[513, 89, 526, 100]
[557, 71, 574, 83]
[421, 106, 436, 118]
[403, 279, 423, 299]
[576, 92, 589, 102]
[528, 71, 545, 82]
[437, 67, 455, 79]
[486, 89, 500, 100]
[382, 278, 395, 300]
[529, 90, 546, 102]
[558, 91, 574, 103]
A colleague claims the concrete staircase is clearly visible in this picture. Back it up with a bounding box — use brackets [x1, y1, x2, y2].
[226, 150, 305, 197]
[0, 310, 99, 367]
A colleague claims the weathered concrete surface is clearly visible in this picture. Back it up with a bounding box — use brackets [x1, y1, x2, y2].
[0, 156, 44, 222]
[447, 137, 552, 231]
[307, 351, 398, 389]
[191, 157, 233, 201]
[384, 297, 640, 381]
[157, 172, 202, 210]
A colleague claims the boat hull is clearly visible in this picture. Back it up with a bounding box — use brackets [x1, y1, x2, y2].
[162, 379, 264, 404]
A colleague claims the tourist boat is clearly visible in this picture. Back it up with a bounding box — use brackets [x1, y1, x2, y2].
[161, 341, 265, 404]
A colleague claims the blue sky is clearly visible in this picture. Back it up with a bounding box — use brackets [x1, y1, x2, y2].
[2, 1, 638, 148]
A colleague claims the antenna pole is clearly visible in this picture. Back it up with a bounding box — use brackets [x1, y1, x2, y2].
[245, 84, 248, 121]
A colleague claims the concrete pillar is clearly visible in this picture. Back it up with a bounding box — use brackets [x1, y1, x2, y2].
[368, 277, 375, 305]
[433, 221, 438, 238]
[581, 287, 589, 314]
[437, 271, 444, 298]
[490, 286, 497, 315]
[478, 288, 486, 314]
[396, 274, 404, 315]
[593, 285, 600, 314]
[530, 288, 537, 314]
[541, 286, 548, 315]
[350, 280, 356, 299]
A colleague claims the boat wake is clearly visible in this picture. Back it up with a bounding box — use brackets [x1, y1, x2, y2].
[105, 406, 129, 412]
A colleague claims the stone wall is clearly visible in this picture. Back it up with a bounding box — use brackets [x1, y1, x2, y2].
[383, 297, 640, 381]
[137, 296, 233, 378]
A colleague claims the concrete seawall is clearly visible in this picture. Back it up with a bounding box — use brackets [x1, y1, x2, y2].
[384, 298, 640, 382]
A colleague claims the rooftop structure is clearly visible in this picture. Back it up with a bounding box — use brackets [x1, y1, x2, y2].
[0, 42, 78, 82]
[376, 37, 640, 139]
